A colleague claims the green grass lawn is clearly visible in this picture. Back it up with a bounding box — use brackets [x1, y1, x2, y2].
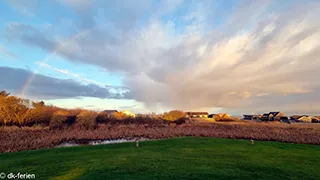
[0, 137, 319, 180]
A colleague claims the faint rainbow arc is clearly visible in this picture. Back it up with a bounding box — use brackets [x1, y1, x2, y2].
[19, 27, 97, 98]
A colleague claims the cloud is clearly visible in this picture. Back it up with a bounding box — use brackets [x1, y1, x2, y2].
[5, 0, 37, 16]
[4, 0, 320, 113]
[0, 66, 128, 100]
[6, 22, 56, 51]
[35, 61, 127, 91]
[0, 45, 20, 60]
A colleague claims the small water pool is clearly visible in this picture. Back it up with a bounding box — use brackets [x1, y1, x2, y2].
[55, 138, 152, 147]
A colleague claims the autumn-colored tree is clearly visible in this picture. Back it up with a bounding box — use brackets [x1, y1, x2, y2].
[0, 92, 32, 126]
[14, 99, 32, 126]
[111, 111, 129, 120]
[26, 102, 60, 126]
[96, 112, 110, 123]
[68, 108, 83, 117]
[49, 110, 70, 129]
[76, 110, 98, 130]
[0, 91, 8, 125]
[162, 110, 186, 121]
[214, 113, 235, 121]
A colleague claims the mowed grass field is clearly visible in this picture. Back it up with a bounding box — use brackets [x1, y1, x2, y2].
[0, 137, 319, 180]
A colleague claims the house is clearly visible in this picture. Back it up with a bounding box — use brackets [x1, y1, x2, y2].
[298, 116, 311, 122]
[298, 116, 320, 123]
[290, 115, 306, 121]
[261, 113, 271, 121]
[186, 112, 209, 118]
[261, 112, 287, 121]
[269, 112, 286, 120]
[243, 115, 260, 120]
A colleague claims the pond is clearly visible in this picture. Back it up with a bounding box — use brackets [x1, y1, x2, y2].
[55, 138, 152, 148]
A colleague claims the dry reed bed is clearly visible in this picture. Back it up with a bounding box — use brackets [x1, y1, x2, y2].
[1, 122, 319, 153]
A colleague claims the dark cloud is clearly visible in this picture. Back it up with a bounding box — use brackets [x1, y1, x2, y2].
[0, 66, 128, 100]
[5, 22, 56, 51]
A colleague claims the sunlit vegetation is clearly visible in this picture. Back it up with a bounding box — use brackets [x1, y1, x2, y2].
[162, 110, 186, 121]
[75, 110, 98, 130]
[1, 90, 320, 153]
[0, 91, 194, 128]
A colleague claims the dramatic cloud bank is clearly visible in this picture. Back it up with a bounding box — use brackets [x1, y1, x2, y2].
[0, 66, 126, 100]
[3, 0, 320, 113]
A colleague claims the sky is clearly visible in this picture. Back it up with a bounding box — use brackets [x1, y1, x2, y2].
[0, 0, 320, 115]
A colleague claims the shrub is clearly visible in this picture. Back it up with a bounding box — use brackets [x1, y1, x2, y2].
[76, 111, 98, 130]
[162, 110, 186, 121]
[26, 106, 59, 126]
[214, 113, 238, 122]
[96, 112, 110, 124]
[173, 117, 188, 125]
[68, 108, 83, 117]
[96, 112, 125, 124]
[49, 110, 69, 129]
[123, 117, 136, 124]
[111, 112, 129, 120]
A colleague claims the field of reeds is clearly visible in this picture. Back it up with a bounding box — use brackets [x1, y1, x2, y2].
[1, 122, 319, 153]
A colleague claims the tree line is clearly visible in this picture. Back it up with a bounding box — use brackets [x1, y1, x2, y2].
[0, 91, 187, 129]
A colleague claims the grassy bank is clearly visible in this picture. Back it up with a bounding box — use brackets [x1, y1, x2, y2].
[1, 137, 319, 180]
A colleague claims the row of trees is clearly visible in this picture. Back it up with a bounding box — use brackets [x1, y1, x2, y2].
[0, 91, 187, 129]
[0, 90, 239, 129]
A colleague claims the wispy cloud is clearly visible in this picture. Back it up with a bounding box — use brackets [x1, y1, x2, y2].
[0, 45, 20, 60]
[35, 61, 127, 91]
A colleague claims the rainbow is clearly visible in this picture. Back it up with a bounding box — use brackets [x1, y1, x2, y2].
[19, 26, 99, 98]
